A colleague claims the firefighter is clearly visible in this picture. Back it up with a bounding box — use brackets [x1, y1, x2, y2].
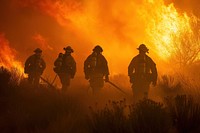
[128, 44, 157, 102]
[24, 48, 46, 87]
[84, 45, 109, 93]
[54, 46, 76, 91]
[53, 53, 63, 74]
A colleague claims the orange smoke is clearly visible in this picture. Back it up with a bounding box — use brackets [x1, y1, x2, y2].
[32, 0, 200, 73]
[0, 33, 24, 73]
[2, 0, 200, 75]
[14, 0, 83, 26]
[29, 0, 145, 74]
[32, 33, 53, 50]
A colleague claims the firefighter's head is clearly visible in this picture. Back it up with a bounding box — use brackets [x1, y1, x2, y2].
[137, 44, 149, 54]
[63, 46, 74, 55]
[34, 48, 42, 57]
[93, 45, 103, 54]
[58, 53, 63, 58]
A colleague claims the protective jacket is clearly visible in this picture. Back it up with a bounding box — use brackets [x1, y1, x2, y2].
[128, 54, 157, 84]
[84, 52, 109, 78]
[54, 56, 63, 73]
[25, 54, 46, 74]
[61, 54, 76, 78]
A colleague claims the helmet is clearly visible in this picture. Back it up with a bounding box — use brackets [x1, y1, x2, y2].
[34, 48, 42, 53]
[93, 45, 103, 52]
[58, 53, 63, 58]
[137, 44, 149, 53]
[63, 46, 74, 53]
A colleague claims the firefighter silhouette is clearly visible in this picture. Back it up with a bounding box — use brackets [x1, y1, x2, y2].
[24, 48, 46, 87]
[128, 44, 157, 102]
[84, 45, 109, 93]
[53, 53, 63, 74]
[53, 46, 76, 91]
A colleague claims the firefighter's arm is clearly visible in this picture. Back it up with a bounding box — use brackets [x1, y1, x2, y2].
[54, 59, 58, 66]
[71, 58, 76, 78]
[105, 75, 109, 82]
[24, 56, 32, 74]
[40, 59, 46, 74]
[102, 56, 109, 82]
[25, 56, 32, 67]
[128, 59, 135, 83]
[84, 56, 90, 79]
[42, 59, 46, 70]
[150, 62, 158, 86]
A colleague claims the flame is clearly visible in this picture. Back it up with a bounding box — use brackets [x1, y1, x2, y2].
[0, 33, 24, 73]
[33, 0, 200, 72]
[139, 0, 200, 62]
[4, 0, 200, 74]
[141, 0, 191, 59]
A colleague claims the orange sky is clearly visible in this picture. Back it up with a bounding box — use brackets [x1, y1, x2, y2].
[0, 0, 200, 78]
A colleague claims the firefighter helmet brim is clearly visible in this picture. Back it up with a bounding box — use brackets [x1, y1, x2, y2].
[93, 45, 103, 52]
[34, 48, 42, 53]
[63, 46, 74, 53]
[137, 44, 149, 53]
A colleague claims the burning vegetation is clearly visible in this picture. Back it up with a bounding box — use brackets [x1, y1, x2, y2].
[0, 67, 200, 133]
[1, 0, 200, 132]
[0, 33, 23, 73]
[1, 0, 200, 75]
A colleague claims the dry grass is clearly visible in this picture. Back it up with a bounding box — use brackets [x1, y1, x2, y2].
[0, 67, 87, 133]
[165, 95, 200, 133]
[1, 67, 200, 133]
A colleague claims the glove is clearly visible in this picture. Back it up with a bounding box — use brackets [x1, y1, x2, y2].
[24, 67, 29, 74]
[105, 75, 109, 82]
[85, 75, 89, 80]
[71, 75, 75, 79]
[24, 69, 28, 74]
[39, 70, 44, 75]
[152, 81, 157, 86]
[129, 76, 133, 83]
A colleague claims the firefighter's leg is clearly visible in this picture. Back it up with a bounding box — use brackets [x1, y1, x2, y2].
[142, 82, 150, 99]
[58, 73, 66, 90]
[34, 74, 40, 88]
[91, 86, 101, 94]
[90, 77, 104, 94]
[28, 74, 34, 84]
[61, 74, 71, 92]
[132, 82, 145, 103]
[132, 79, 151, 103]
[58, 74, 63, 88]
[132, 84, 138, 103]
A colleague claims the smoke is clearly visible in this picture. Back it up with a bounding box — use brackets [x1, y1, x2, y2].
[0, 0, 200, 78]
[32, 33, 53, 50]
[166, 0, 200, 17]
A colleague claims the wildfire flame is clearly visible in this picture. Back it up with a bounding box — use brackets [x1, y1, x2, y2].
[0, 33, 24, 73]
[34, 0, 200, 71]
[1, 0, 200, 75]
[140, 0, 194, 59]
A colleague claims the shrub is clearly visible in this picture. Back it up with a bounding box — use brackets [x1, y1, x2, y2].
[88, 98, 172, 133]
[0, 66, 11, 87]
[129, 98, 171, 133]
[165, 95, 200, 133]
[0, 67, 85, 133]
[87, 99, 129, 133]
[157, 75, 183, 97]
